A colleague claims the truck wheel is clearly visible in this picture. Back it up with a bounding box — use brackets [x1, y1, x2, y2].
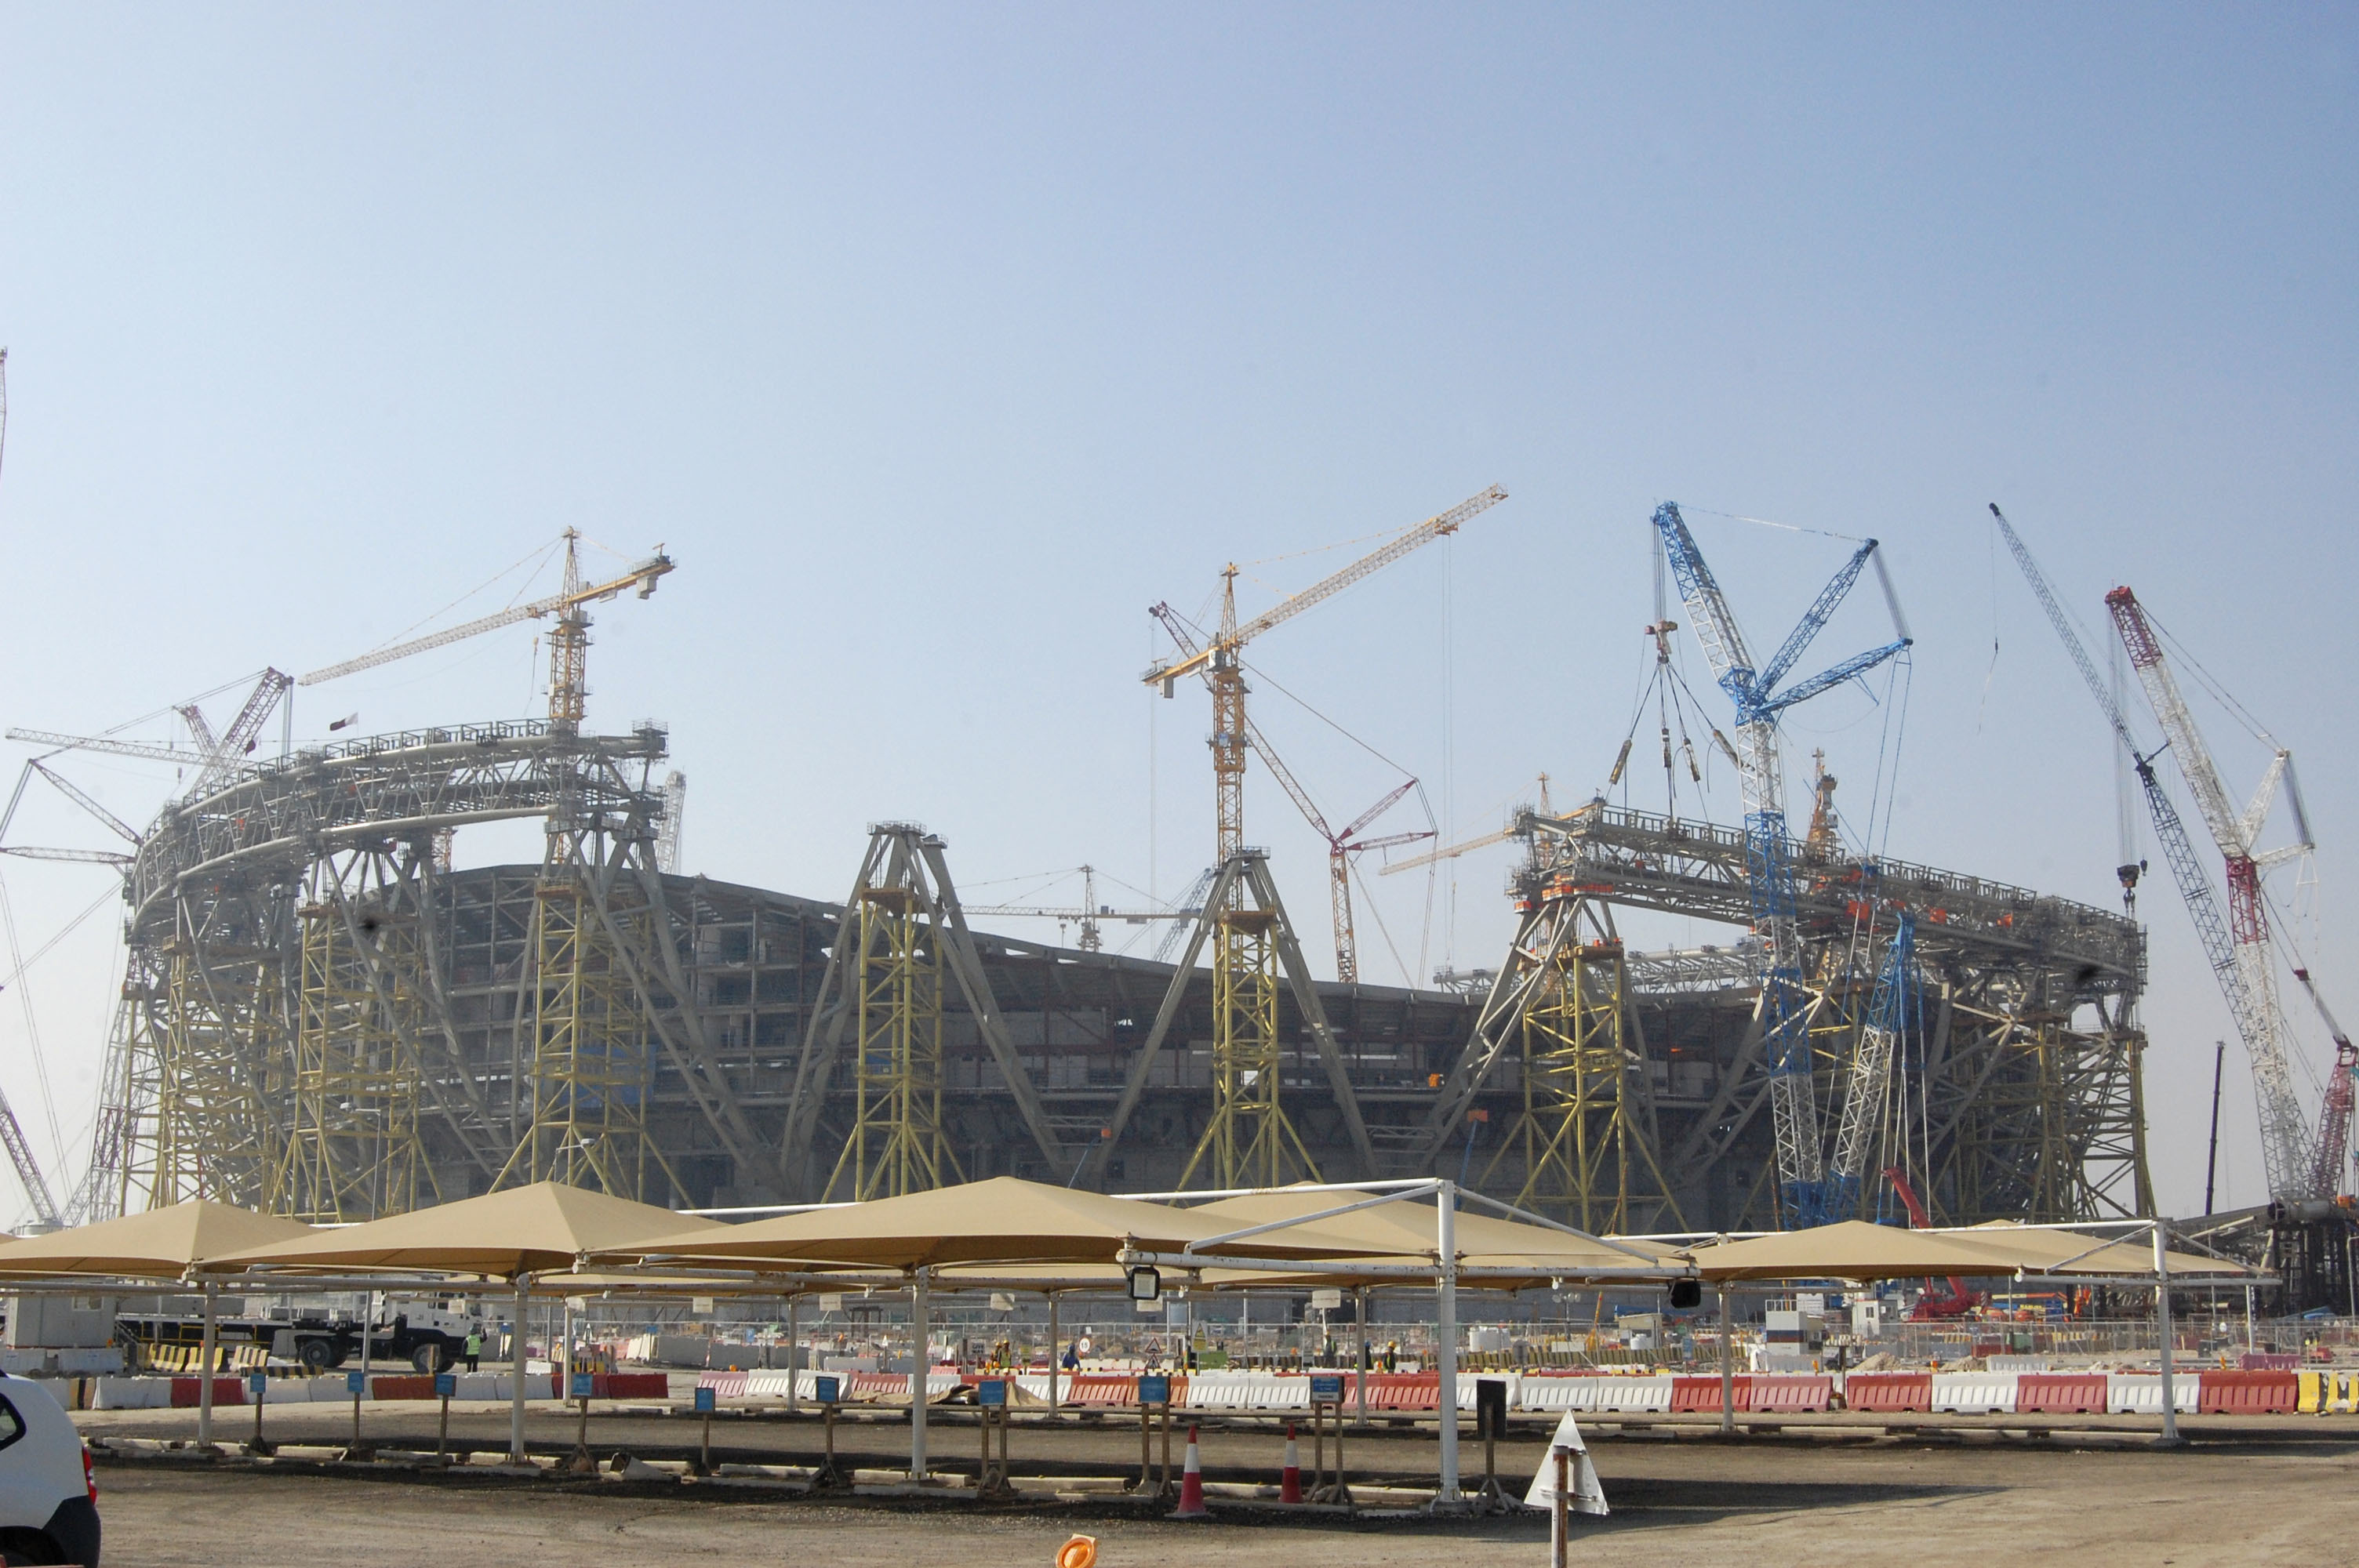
[0, 1526, 68, 1564]
[296, 1338, 335, 1374]
[412, 1344, 449, 1374]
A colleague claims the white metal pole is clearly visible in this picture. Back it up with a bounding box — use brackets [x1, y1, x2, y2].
[1717, 1287, 1735, 1434]
[1356, 1285, 1370, 1427]
[786, 1297, 799, 1413]
[1047, 1293, 1060, 1414]
[2154, 1221, 2179, 1445]
[197, 1282, 219, 1446]
[1436, 1181, 1460, 1502]
[909, 1267, 930, 1482]
[509, 1276, 531, 1463]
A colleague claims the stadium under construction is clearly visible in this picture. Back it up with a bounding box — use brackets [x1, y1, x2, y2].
[65, 712, 2151, 1237]
[16, 499, 2289, 1288]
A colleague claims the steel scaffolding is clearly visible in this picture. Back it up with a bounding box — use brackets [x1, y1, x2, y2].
[825, 884, 959, 1200]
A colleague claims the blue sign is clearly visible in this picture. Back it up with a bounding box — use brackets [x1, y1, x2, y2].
[346, 1370, 367, 1396]
[1309, 1374, 1345, 1402]
[571, 1371, 596, 1399]
[694, 1386, 716, 1414]
[248, 1371, 268, 1398]
[814, 1374, 841, 1405]
[978, 1377, 1008, 1407]
[434, 1373, 457, 1399]
[1137, 1374, 1171, 1406]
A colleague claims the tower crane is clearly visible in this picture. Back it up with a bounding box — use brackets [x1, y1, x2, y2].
[1378, 775, 1554, 880]
[1988, 505, 2329, 1203]
[1143, 485, 1503, 868]
[1124, 485, 1503, 1188]
[964, 865, 1195, 953]
[302, 531, 673, 736]
[1144, 605, 1431, 982]
[2106, 585, 2328, 1200]
[1651, 502, 1912, 1229]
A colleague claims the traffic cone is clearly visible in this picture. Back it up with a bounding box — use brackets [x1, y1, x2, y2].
[1173, 1425, 1208, 1518]
[1280, 1424, 1301, 1504]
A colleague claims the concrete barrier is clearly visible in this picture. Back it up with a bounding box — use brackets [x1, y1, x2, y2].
[1588, 1376, 1674, 1413]
[696, 1370, 749, 1400]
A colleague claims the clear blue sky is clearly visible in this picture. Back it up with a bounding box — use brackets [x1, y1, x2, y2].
[1, 4, 2352, 1220]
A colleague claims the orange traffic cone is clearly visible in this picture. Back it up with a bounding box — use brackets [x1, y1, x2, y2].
[1173, 1425, 1208, 1517]
[1280, 1424, 1301, 1504]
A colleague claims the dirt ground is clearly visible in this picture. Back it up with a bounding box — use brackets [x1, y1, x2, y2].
[75, 1402, 2359, 1567]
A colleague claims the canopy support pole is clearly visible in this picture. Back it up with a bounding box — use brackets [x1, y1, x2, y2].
[2154, 1221, 2180, 1446]
[1717, 1287, 1734, 1434]
[1355, 1286, 1369, 1428]
[509, 1275, 532, 1463]
[786, 1296, 799, 1413]
[910, 1266, 930, 1482]
[1435, 1181, 1459, 1503]
[197, 1281, 218, 1447]
[1047, 1293, 1060, 1414]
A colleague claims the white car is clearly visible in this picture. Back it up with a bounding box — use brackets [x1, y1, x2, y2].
[0, 1376, 97, 1566]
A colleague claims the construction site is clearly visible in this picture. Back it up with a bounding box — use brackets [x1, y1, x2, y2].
[0, 481, 2337, 1315]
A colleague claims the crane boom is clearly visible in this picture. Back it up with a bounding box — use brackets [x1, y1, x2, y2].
[1652, 501, 1910, 1229]
[300, 548, 672, 685]
[2108, 584, 2316, 1199]
[1987, 504, 2317, 1200]
[2, 730, 199, 765]
[1144, 486, 1505, 687]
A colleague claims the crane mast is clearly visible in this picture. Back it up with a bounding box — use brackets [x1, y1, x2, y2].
[1651, 502, 1910, 1229]
[2106, 585, 2318, 1199]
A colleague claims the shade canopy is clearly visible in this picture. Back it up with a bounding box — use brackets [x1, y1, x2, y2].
[1954, 1221, 2261, 1279]
[1683, 1219, 2049, 1283]
[203, 1181, 720, 1279]
[0, 1200, 312, 1279]
[1180, 1189, 1681, 1285]
[610, 1176, 1392, 1272]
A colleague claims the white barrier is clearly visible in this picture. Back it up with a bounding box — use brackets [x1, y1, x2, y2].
[744, 1370, 797, 1399]
[1183, 1372, 1308, 1410]
[92, 1377, 170, 1410]
[2106, 1374, 2200, 1415]
[1932, 1373, 2019, 1414]
[1458, 1374, 1521, 1410]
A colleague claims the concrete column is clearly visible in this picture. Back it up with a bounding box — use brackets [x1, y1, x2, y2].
[1436, 1182, 1459, 1502]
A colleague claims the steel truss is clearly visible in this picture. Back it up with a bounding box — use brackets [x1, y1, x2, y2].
[1477, 894, 1684, 1232]
[1423, 799, 2154, 1229]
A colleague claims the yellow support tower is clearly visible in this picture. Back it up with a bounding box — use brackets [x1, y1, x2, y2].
[1180, 904, 1318, 1189]
[500, 873, 673, 1200]
[146, 935, 281, 1210]
[1485, 898, 1678, 1232]
[272, 900, 430, 1221]
[826, 885, 961, 1200]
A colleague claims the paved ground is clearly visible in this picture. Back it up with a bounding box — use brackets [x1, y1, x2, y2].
[74, 1402, 2359, 1566]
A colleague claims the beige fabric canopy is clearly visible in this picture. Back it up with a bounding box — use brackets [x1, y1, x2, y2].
[609, 1176, 1391, 1272]
[1952, 1221, 2261, 1279]
[204, 1181, 720, 1279]
[0, 1200, 311, 1279]
[1684, 1219, 2050, 1283]
[1178, 1189, 1680, 1286]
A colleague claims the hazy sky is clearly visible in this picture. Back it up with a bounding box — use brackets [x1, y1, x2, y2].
[1, 4, 2352, 1221]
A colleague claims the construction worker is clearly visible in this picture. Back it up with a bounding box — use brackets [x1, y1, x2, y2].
[463, 1328, 482, 1373]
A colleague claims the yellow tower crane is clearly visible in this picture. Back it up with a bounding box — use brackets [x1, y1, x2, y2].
[300, 530, 673, 734]
[1132, 485, 1505, 1188]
